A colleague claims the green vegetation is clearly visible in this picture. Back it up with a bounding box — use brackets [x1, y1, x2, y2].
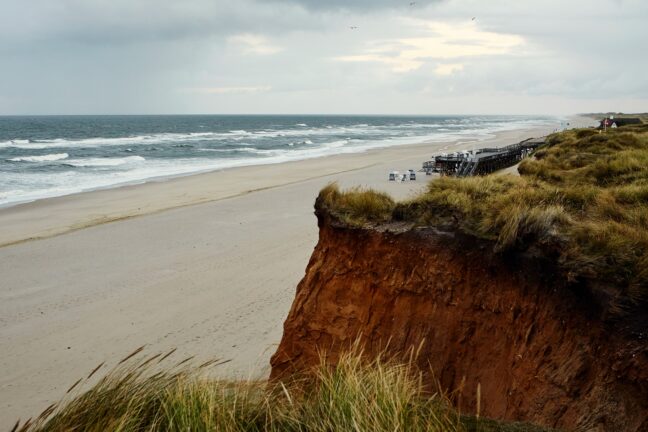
[322, 124, 648, 306]
[14, 348, 551, 432]
[319, 184, 396, 225]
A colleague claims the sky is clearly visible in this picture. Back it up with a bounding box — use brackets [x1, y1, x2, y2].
[0, 0, 646, 115]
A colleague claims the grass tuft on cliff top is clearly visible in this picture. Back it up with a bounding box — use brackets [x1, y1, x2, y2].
[321, 123, 648, 305]
[15, 347, 551, 432]
[319, 183, 396, 226]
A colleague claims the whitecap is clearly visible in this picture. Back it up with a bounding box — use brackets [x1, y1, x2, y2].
[324, 140, 349, 149]
[8, 153, 69, 162]
[288, 139, 313, 147]
[65, 155, 145, 167]
[0, 132, 232, 149]
[0, 140, 50, 150]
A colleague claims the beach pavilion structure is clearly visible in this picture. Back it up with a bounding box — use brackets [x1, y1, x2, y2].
[599, 117, 642, 129]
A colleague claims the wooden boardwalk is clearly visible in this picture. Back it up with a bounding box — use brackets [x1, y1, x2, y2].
[422, 137, 546, 177]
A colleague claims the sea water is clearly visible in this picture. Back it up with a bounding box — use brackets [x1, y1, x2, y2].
[0, 115, 558, 206]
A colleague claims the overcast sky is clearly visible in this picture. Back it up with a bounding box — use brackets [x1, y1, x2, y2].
[1, 0, 646, 115]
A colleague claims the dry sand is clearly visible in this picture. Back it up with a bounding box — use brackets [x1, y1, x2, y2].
[0, 117, 596, 426]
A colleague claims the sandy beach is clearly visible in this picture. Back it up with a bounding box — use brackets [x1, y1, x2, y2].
[0, 117, 595, 426]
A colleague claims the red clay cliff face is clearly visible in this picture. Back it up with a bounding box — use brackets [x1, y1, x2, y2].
[270, 201, 648, 431]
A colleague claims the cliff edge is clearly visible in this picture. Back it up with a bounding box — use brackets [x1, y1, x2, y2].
[270, 196, 648, 431]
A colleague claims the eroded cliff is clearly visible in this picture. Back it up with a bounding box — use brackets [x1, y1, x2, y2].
[270, 197, 648, 432]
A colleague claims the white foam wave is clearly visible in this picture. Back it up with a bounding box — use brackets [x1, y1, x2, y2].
[1, 133, 225, 149]
[8, 153, 69, 162]
[198, 148, 234, 153]
[65, 156, 145, 167]
[288, 139, 313, 146]
[236, 148, 284, 156]
[0, 140, 51, 150]
[0, 124, 385, 150]
[325, 139, 348, 149]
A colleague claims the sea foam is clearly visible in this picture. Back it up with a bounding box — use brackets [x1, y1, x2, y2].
[65, 156, 146, 167]
[8, 153, 69, 162]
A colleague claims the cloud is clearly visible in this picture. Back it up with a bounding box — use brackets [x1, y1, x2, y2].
[266, 0, 444, 11]
[0, 0, 321, 50]
[0, 0, 646, 114]
[434, 63, 463, 76]
[227, 34, 283, 55]
[334, 54, 424, 73]
[335, 20, 524, 72]
[185, 86, 273, 94]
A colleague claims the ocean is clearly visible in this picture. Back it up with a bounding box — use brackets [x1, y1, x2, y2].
[0, 115, 558, 207]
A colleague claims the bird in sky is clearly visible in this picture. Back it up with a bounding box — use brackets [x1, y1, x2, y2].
[410, 2, 416, 6]
[350, 26, 358, 30]
[472, 17, 476, 21]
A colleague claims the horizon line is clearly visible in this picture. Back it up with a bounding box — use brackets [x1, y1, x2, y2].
[0, 112, 578, 117]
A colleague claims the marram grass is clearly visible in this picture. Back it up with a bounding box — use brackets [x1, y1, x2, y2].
[319, 184, 395, 226]
[321, 123, 648, 307]
[14, 346, 551, 432]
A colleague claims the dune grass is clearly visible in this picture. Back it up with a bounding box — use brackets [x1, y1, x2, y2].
[319, 184, 396, 226]
[13, 347, 551, 432]
[322, 124, 648, 307]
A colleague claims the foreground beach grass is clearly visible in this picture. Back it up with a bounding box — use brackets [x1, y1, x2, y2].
[322, 123, 648, 307]
[15, 347, 550, 432]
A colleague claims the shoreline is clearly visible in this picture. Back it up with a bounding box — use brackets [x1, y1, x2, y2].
[0, 122, 572, 248]
[0, 117, 559, 210]
[0, 128, 508, 211]
[0, 116, 595, 427]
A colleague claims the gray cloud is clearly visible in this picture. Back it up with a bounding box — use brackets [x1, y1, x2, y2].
[265, 0, 443, 11]
[0, 0, 646, 114]
[0, 0, 322, 49]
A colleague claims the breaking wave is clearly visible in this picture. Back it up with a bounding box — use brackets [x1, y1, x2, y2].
[8, 153, 69, 162]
